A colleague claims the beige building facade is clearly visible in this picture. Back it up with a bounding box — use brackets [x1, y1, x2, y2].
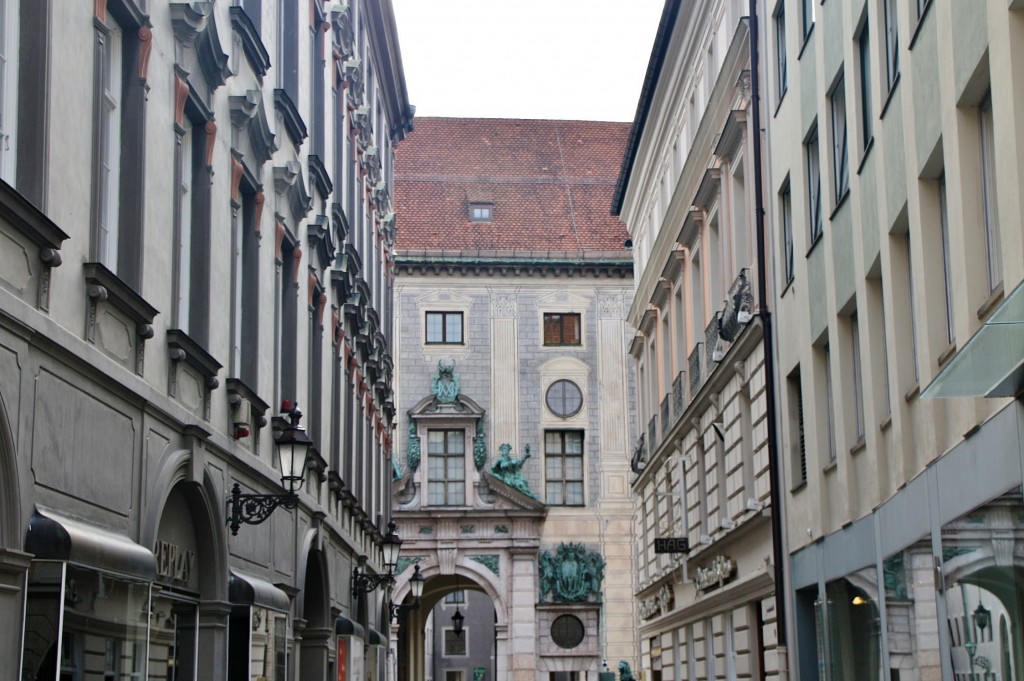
[766, 0, 1024, 677]
[613, 1, 785, 680]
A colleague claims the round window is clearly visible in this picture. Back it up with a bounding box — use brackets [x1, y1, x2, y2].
[551, 614, 585, 649]
[545, 380, 583, 418]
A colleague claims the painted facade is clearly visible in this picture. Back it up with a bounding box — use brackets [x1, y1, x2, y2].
[391, 118, 639, 681]
[612, 1, 785, 680]
[0, 1, 412, 679]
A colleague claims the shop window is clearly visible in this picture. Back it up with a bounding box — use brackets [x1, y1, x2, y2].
[543, 313, 581, 346]
[823, 569, 882, 681]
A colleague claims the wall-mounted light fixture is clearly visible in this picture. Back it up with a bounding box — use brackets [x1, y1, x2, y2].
[351, 521, 402, 597]
[227, 404, 312, 535]
[389, 564, 425, 620]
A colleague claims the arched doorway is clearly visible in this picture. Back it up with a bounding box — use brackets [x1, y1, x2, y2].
[299, 546, 332, 680]
[395, 567, 503, 681]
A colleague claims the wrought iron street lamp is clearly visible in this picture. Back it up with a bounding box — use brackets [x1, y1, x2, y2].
[351, 521, 403, 597]
[451, 605, 464, 637]
[389, 564, 425, 620]
[227, 403, 313, 535]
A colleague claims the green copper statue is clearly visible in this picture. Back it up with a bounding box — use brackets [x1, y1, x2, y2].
[431, 359, 459, 404]
[538, 542, 606, 603]
[490, 443, 536, 499]
[406, 421, 421, 473]
[473, 420, 487, 470]
[618, 662, 635, 681]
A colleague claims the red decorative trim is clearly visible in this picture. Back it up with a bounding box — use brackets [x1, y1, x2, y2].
[275, 221, 286, 259]
[253, 193, 265, 233]
[138, 27, 153, 81]
[204, 121, 217, 167]
[332, 311, 341, 343]
[318, 293, 328, 325]
[230, 157, 244, 203]
[174, 76, 189, 128]
[292, 248, 303, 283]
[94, 0, 107, 21]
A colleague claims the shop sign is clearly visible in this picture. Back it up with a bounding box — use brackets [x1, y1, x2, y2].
[639, 584, 673, 620]
[694, 555, 736, 592]
[654, 537, 689, 554]
[154, 540, 197, 585]
[338, 636, 363, 681]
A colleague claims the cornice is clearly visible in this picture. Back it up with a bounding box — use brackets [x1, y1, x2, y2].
[274, 88, 309, 147]
[230, 6, 271, 79]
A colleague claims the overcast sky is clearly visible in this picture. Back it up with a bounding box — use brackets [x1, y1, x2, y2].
[391, 0, 665, 122]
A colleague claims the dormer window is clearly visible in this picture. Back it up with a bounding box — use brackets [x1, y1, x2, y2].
[469, 202, 493, 222]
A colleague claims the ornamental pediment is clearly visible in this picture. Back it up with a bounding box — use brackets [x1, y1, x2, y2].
[535, 290, 589, 311]
[415, 289, 473, 307]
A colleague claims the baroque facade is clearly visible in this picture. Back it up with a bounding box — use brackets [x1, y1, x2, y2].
[0, 1, 411, 680]
[612, 1, 785, 680]
[390, 117, 639, 681]
[766, 0, 1024, 678]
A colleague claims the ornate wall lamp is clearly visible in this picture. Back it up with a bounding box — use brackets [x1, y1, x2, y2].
[227, 403, 312, 535]
[351, 521, 402, 597]
[389, 564, 425, 620]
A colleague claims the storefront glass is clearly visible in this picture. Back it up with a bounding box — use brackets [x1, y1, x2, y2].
[823, 567, 881, 681]
[21, 561, 150, 681]
[150, 590, 198, 681]
[882, 535, 937, 681]
[941, 486, 1024, 681]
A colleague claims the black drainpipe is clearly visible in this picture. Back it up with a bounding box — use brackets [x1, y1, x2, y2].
[748, 0, 789, 661]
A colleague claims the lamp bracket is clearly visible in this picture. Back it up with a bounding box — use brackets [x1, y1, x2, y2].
[227, 482, 299, 536]
[389, 599, 420, 621]
[352, 560, 394, 597]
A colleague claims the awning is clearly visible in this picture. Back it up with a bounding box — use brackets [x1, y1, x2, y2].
[229, 569, 291, 612]
[335, 613, 365, 637]
[24, 506, 156, 580]
[923, 280, 1024, 399]
[367, 628, 384, 646]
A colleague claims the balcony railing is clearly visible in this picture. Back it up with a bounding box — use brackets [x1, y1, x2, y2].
[706, 313, 723, 371]
[660, 393, 671, 437]
[688, 342, 704, 396]
[672, 371, 686, 416]
[648, 415, 658, 452]
[719, 268, 754, 342]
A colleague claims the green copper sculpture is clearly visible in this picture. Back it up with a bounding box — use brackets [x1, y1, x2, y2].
[618, 662, 635, 681]
[431, 359, 460, 404]
[473, 420, 488, 470]
[490, 443, 536, 499]
[406, 421, 421, 473]
[538, 542, 605, 603]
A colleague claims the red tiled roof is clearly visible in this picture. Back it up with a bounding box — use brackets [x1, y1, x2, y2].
[394, 117, 631, 253]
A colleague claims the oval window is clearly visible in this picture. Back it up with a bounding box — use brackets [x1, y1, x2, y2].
[545, 380, 583, 418]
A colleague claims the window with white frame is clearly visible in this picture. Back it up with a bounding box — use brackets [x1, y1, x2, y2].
[426, 311, 464, 344]
[774, 2, 787, 101]
[0, 0, 18, 182]
[805, 126, 822, 243]
[96, 19, 123, 272]
[443, 630, 467, 656]
[780, 181, 794, 284]
[544, 430, 584, 506]
[884, 0, 899, 91]
[830, 73, 849, 201]
[427, 429, 465, 506]
[979, 95, 1001, 293]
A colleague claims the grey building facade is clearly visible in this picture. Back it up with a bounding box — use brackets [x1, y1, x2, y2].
[0, 1, 412, 680]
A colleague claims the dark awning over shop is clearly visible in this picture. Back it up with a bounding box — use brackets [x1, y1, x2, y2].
[367, 628, 384, 645]
[229, 569, 291, 612]
[24, 506, 157, 580]
[335, 614, 365, 637]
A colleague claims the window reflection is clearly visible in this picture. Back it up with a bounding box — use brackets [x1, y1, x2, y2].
[823, 567, 881, 681]
[883, 537, 939, 681]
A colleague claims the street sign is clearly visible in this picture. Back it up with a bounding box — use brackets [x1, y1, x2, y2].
[654, 537, 690, 554]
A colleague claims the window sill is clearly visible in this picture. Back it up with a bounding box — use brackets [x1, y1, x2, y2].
[774, 88, 788, 118]
[798, 25, 815, 60]
[791, 480, 808, 495]
[909, 1, 934, 51]
[880, 73, 901, 120]
[829, 188, 850, 220]
[977, 282, 1005, 320]
[879, 414, 892, 431]
[904, 382, 920, 403]
[849, 438, 866, 455]
[856, 136, 875, 175]
[823, 459, 837, 474]
[805, 230, 824, 258]
[780, 277, 795, 299]
[937, 341, 958, 367]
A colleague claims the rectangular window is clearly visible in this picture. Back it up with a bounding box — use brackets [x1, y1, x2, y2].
[805, 126, 822, 242]
[278, 237, 298, 403]
[0, 0, 18, 182]
[426, 311, 464, 344]
[979, 95, 1001, 293]
[97, 20, 123, 272]
[801, 0, 814, 41]
[780, 181, 794, 284]
[884, 0, 899, 90]
[444, 590, 465, 604]
[175, 121, 193, 332]
[443, 630, 467, 656]
[544, 431, 584, 506]
[858, 23, 872, 148]
[774, 2, 787, 100]
[469, 202, 493, 221]
[427, 429, 465, 506]
[830, 73, 849, 201]
[938, 176, 954, 345]
[823, 343, 836, 462]
[543, 313, 582, 346]
[850, 314, 865, 442]
[788, 368, 807, 485]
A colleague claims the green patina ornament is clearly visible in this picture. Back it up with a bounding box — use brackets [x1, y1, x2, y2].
[538, 542, 605, 603]
[473, 420, 488, 470]
[470, 555, 500, 576]
[396, 556, 423, 575]
[618, 661, 636, 681]
[431, 359, 460, 404]
[490, 443, 537, 499]
[392, 455, 403, 481]
[407, 421, 421, 473]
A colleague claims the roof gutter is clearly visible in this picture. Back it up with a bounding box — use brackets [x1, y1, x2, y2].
[610, 0, 682, 217]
